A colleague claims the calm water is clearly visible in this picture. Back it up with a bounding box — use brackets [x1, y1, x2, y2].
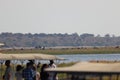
[56, 54, 120, 63]
[10, 53, 120, 64]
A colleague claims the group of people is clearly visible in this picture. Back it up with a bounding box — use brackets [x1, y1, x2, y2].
[40, 60, 58, 80]
[2, 60, 58, 80]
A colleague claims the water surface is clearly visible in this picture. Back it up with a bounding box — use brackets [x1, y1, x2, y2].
[56, 53, 120, 63]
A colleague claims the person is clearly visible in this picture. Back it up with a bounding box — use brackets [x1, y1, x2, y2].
[22, 62, 34, 80]
[32, 66, 40, 80]
[48, 60, 58, 80]
[40, 64, 49, 80]
[49, 60, 56, 68]
[36, 69, 40, 80]
[3, 60, 14, 80]
[15, 65, 24, 80]
[29, 60, 39, 80]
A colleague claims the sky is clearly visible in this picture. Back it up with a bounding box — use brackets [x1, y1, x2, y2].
[0, 0, 120, 36]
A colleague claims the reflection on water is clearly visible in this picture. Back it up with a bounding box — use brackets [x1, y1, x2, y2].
[56, 53, 120, 63]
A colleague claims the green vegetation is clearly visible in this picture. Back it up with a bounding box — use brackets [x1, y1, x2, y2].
[1, 47, 120, 54]
[1, 33, 120, 47]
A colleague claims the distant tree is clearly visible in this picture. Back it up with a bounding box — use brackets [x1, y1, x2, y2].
[80, 33, 94, 39]
[104, 34, 110, 38]
[0, 32, 120, 47]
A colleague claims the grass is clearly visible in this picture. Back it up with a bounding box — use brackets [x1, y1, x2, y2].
[1, 47, 120, 55]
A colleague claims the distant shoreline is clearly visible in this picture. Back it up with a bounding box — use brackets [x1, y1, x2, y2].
[1, 46, 120, 54]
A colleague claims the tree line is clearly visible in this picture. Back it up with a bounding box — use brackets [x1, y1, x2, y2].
[0, 32, 120, 47]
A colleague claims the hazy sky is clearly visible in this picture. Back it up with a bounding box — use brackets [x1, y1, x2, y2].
[0, 0, 120, 36]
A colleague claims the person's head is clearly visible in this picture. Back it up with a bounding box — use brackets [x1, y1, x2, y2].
[41, 64, 48, 72]
[49, 60, 54, 64]
[29, 60, 34, 64]
[29, 60, 35, 67]
[16, 65, 24, 71]
[5, 60, 10, 67]
[26, 62, 32, 68]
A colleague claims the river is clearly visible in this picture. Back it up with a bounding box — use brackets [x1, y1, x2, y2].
[56, 53, 120, 63]
[11, 53, 120, 64]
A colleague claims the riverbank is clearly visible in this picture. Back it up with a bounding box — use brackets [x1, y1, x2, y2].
[1, 47, 120, 54]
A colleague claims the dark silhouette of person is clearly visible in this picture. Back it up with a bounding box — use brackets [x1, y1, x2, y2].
[15, 65, 24, 80]
[48, 60, 58, 80]
[40, 64, 49, 80]
[22, 62, 34, 80]
[3, 60, 14, 80]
